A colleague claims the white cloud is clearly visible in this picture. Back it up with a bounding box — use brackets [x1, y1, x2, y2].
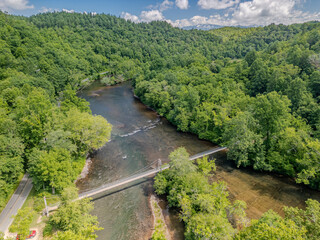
[190, 15, 208, 25]
[121, 0, 320, 28]
[39, 7, 52, 13]
[198, 0, 240, 10]
[170, 0, 320, 28]
[176, 0, 189, 10]
[160, 0, 174, 11]
[121, 12, 140, 23]
[147, 0, 174, 12]
[233, 0, 294, 21]
[170, 14, 233, 27]
[0, 0, 33, 11]
[140, 10, 164, 22]
[122, 10, 164, 23]
[231, 0, 320, 26]
[62, 9, 75, 13]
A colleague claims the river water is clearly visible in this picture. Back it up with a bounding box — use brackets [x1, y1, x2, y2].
[77, 81, 320, 240]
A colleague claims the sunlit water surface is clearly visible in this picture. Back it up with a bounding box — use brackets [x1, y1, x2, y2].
[77, 81, 320, 240]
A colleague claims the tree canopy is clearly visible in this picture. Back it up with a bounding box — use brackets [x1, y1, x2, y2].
[1, 10, 320, 239]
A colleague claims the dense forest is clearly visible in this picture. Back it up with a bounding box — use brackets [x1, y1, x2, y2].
[154, 148, 320, 239]
[0, 10, 320, 239]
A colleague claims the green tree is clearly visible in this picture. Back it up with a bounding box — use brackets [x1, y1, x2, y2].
[236, 210, 306, 240]
[248, 58, 269, 95]
[252, 92, 291, 152]
[185, 213, 234, 240]
[9, 207, 34, 240]
[223, 112, 266, 169]
[296, 139, 320, 187]
[64, 108, 112, 154]
[284, 199, 320, 240]
[13, 87, 53, 149]
[245, 49, 257, 66]
[60, 86, 91, 113]
[196, 156, 216, 176]
[50, 186, 102, 239]
[28, 148, 78, 193]
[154, 148, 239, 239]
[167, 147, 196, 177]
[309, 71, 320, 98]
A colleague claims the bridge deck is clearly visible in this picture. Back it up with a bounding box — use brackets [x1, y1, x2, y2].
[189, 147, 227, 160]
[79, 147, 226, 199]
[48, 147, 226, 211]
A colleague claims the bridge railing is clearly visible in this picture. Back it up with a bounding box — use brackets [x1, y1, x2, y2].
[46, 147, 226, 211]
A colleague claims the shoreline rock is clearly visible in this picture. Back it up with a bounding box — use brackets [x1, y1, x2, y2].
[150, 194, 171, 240]
[76, 156, 92, 183]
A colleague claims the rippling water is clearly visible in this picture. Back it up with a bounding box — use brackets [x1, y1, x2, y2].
[77, 81, 320, 240]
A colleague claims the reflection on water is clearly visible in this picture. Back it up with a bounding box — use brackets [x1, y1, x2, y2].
[77, 81, 320, 240]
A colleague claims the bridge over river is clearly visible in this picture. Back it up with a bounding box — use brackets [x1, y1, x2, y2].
[48, 147, 226, 212]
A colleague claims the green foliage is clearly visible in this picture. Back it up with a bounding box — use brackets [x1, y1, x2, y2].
[1, 10, 320, 239]
[43, 223, 53, 237]
[151, 230, 166, 240]
[154, 148, 245, 239]
[196, 156, 216, 176]
[32, 191, 60, 212]
[245, 49, 257, 66]
[151, 199, 167, 240]
[63, 108, 112, 154]
[185, 213, 235, 240]
[9, 207, 34, 239]
[309, 71, 320, 98]
[52, 230, 98, 240]
[154, 149, 320, 240]
[236, 210, 307, 240]
[28, 148, 78, 193]
[60, 86, 91, 113]
[223, 112, 265, 168]
[168, 147, 197, 177]
[248, 58, 269, 95]
[134, 44, 320, 187]
[284, 199, 320, 239]
[50, 186, 102, 239]
[0, 11, 113, 223]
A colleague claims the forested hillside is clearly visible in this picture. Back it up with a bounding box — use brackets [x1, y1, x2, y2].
[1, 10, 320, 239]
[0, 11, 113, 238]
[134, 22, 320, 189]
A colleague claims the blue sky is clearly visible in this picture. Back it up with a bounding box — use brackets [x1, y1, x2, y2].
[1, 0, 320, 27]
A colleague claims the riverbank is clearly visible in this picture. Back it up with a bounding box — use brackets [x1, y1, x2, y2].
[77, 81, 320, 239]
[76, 156, 92, 183]
[150, 195, 171, 240]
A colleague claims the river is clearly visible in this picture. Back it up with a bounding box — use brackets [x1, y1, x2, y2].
[77, 81, 320, 240]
